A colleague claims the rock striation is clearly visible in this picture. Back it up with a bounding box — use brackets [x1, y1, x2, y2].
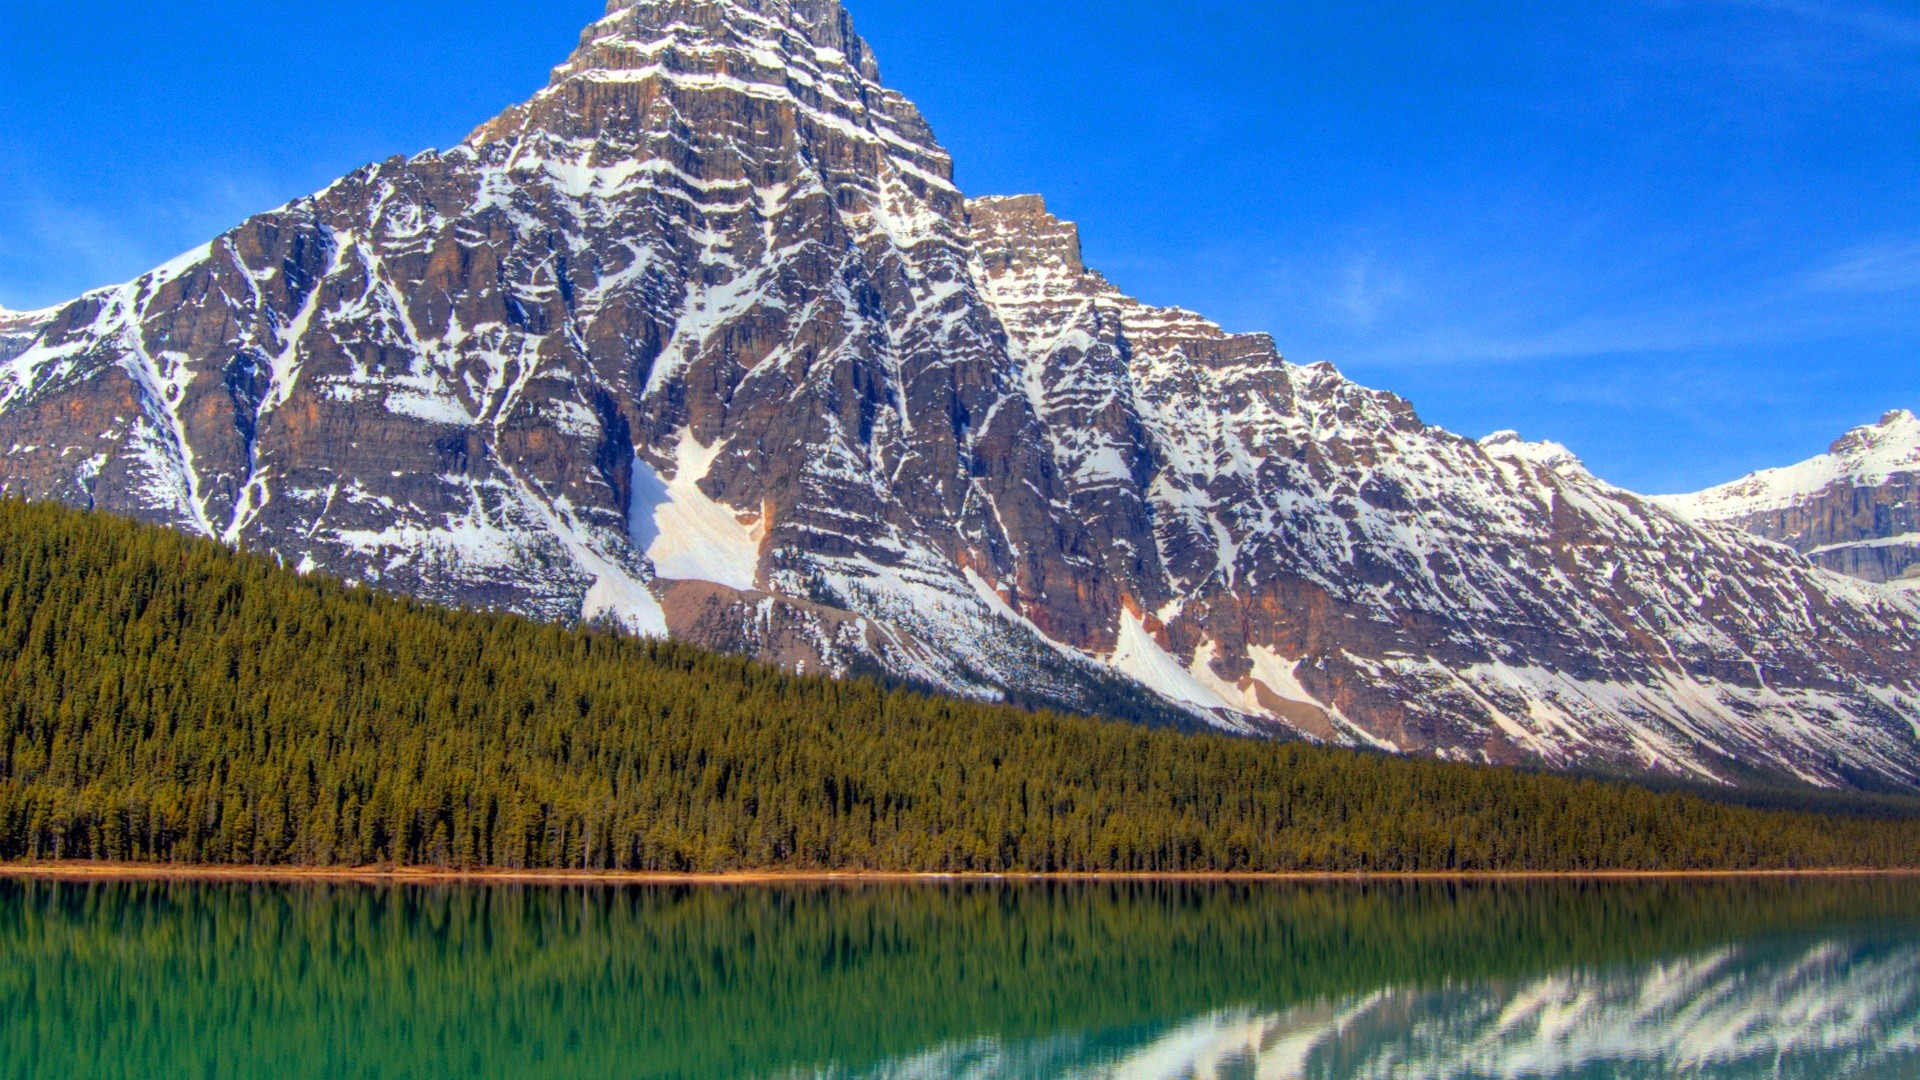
[2, 0, 1917, 789]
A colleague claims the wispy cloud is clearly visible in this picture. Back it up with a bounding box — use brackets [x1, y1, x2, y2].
[1331, 308, 1792, 369]
[1804, 240, 1920, 294]
[1715, 0, 1920, 46]
[1323, 255, 1410, 330]
[1279, 237, 1920, 372]
[0, 199, 153, 307]
[1634, 0, 1920, 82]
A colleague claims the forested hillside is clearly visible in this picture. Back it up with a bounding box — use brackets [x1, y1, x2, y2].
[0, 500, 1915, 873]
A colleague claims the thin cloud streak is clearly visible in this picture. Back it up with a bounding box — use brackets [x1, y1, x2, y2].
[1710, 0, 1920, 45]
[1297, 282, 1905, 371]
[1268, 226, 1920, 372]
[1806, 240, 1920, 294]
[0, 199, 152, 308]
[1331, 314, 1785, 369]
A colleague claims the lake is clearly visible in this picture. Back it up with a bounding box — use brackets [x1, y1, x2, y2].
[1, 877, 1916, 1078]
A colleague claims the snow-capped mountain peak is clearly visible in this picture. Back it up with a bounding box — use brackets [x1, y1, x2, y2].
[1661, 410, 1920, 592]
[1832, 408, 1919, 467]
[1, 0, 1917, 791]
[1664, 409, 1919, 521]
[1479, 430, 1591, 477]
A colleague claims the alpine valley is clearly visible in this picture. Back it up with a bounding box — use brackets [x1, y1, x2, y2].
[2, 0, 1917, 793]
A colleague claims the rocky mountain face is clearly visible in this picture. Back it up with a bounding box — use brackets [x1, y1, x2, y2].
[0, 308, 51, 366]
[2, 0, 1917, 790]
[1663, 411, 1920, 592]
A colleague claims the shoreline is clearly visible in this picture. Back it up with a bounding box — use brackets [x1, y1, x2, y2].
[3, 863, 1918, 887]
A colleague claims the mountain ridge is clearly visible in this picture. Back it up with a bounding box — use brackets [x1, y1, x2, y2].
[0, 307, 53, 365]
[1661, 410, 1920, 589]
[1, 0, 1917, 790]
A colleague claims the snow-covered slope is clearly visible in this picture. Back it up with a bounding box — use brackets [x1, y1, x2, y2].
[1662, 410, 1920, 586]
[1, 0, 1917, 789]
[1665, 410, 1918, 519]
[0, 306, 54, 365]
[966, 194, 1920, 788]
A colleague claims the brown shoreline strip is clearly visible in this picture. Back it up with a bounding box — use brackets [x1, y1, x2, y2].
[2, 863, 1917, 887]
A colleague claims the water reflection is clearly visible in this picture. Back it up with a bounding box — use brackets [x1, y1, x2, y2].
[0, 879, 1915, 1079]
[812, 939, 1920, 1079]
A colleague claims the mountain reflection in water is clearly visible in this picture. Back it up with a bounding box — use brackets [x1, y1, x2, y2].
[802, 939, 1920, 1079]
[1, 878, 1916, 1079]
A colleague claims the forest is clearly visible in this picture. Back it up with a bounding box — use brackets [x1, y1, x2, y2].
[0, 498, 1916, 872]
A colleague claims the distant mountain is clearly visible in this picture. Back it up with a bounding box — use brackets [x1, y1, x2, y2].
[0, 307, 52, 365]
[1662, 410, 1919, 590]
[1, 0, 1917, 790]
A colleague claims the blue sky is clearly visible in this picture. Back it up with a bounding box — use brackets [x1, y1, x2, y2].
[2, 0, 1916, 493]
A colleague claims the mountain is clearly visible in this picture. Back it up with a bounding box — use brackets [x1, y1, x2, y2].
[0, 307, 52, 365]
[1661, 410, 1920, 591]
[1, 0, 1917, 790]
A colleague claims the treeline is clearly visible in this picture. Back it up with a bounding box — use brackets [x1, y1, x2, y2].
[0, 499, 1916, 872]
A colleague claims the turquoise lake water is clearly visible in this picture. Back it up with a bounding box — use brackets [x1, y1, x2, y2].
[1, 878, 1916, 1078]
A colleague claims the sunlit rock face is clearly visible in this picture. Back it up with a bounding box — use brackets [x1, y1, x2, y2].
[801, 939, 1920, 1080]
[3, 0, 1919, 787]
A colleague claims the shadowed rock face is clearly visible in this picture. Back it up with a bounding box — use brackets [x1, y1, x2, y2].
[2, 0, 1918, 789]
[1666, 411, 1919, 588]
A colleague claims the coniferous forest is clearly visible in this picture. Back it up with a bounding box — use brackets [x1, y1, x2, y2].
[0, 499, 1916, 873]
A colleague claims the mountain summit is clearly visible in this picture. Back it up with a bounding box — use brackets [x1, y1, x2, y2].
[2, 0, 1917, 789]
[1664, 410, 1919, 589]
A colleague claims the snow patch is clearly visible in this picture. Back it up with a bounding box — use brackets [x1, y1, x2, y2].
[1481, 430, 1590, 476]
[1247, 646, 1331, 711]
[334, 517, 524, 571]
[581, 571, 670, 637]
[1809, 531, 1920, 556]
[633, 433, 761, 591]
[384, 390, 475, 426]
[961, 568, 1084, 662]
[1107, 611, 1233, 713]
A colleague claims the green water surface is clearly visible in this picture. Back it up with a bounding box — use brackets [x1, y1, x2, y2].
[0, 877, 1916, 1078]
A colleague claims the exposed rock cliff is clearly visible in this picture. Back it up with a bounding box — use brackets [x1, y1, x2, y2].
[0, 308, 52, 365]
[1663, 410, 1919, 587]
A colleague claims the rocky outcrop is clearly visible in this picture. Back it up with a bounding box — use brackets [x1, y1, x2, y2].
[2, 0, 1917, 790]
[0, 308, 51, 366]
[1663, 411, 1919, 586]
